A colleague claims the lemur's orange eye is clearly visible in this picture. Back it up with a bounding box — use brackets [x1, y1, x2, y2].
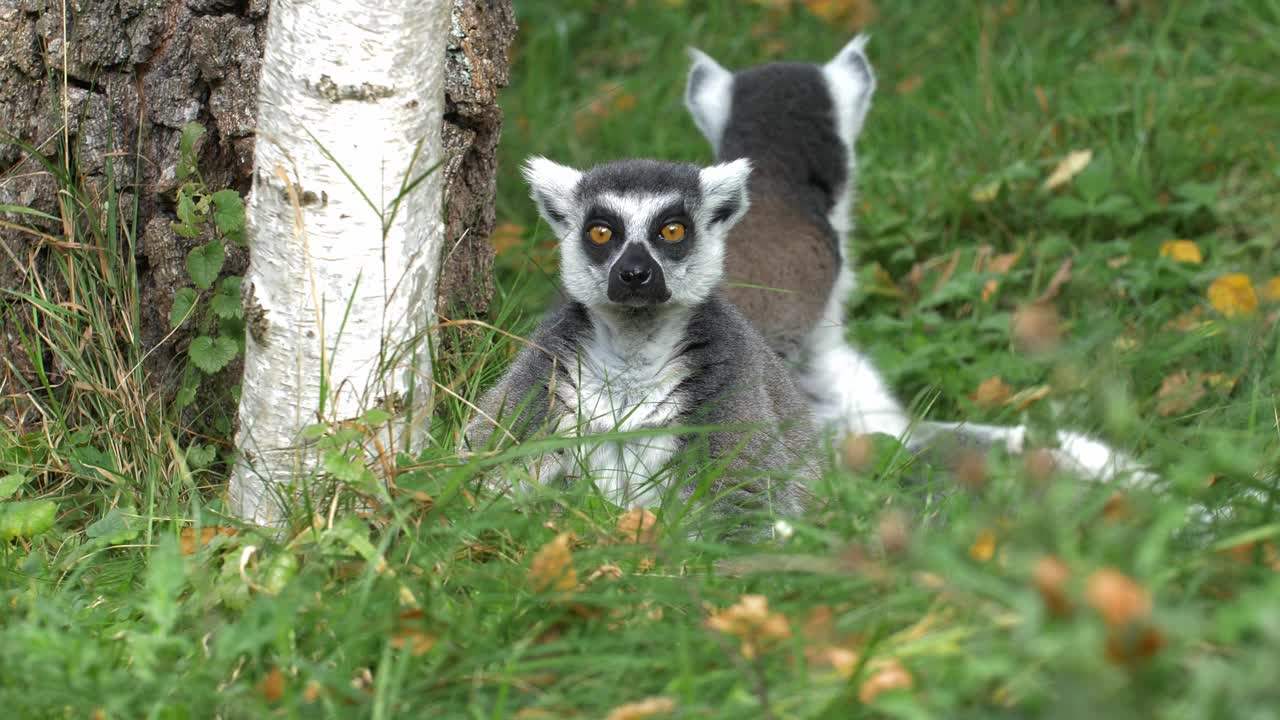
[588, 225, 613, 245]
[660, 222, 686, 243]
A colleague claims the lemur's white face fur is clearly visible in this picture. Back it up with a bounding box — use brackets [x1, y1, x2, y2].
[523, 158, 753, 310]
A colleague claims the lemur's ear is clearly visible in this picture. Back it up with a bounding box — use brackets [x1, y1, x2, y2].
[685, 48, 734, 156]
[823, 34, 876, 145]
[522, 156, 583, 238]
[698, 158, 752, 231]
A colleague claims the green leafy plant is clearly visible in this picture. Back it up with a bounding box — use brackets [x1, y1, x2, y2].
[167, 122, 249, 408]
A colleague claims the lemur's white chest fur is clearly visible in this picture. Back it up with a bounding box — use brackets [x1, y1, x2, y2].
[549, 307, 692, 508]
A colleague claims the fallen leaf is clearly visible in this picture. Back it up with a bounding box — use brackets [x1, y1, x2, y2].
[259, 668, 285, 704]
[1107, 255, 1130, 268]
[1012, 303, 1062, 353]
[616, 507, 658, 544]
[706, 594, 791, 659]
[587, 564, 624, 582]
[1007, 385, 1051, 411]
[1043, 149, 1093, 190]
[1207, 273, 1259, 317]
[1201, 372, 1237, 395]
[1264, 277, 1280, 302]
[803, 0, 878, 29]
[1165, 307, 1211, 332]
[302, 680, 324, 703]
[1105, 623, 1165, 665]
[969, 529, 997, 562]
[981, 279, 999, 302]
[877, 510, 910, 556]
[1033, 555, 1072, 617]
[896, 74, 923, 94]
[841, 432, 876, 472]
[858, 658, 914, 702]
[179, 526, 237, 555]
[1085, 568, 1151, 627]
[986, 251, 1022, 273]
[604, 696, 677, 720]
[811, 645, 860, 677]
[529, 532, 578, 593]
[389, 627, 437, 656]
[971, 377, 1013, 408]
[1159, 239, 1203, 265]
[1033, 85, 1050, 115]
[970, 180, 1001, 203]
[1101, 492, 1132, 522]
[1155, 371, 1205, 416]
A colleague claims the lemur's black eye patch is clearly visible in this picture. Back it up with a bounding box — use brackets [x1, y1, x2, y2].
[580, 205, 625, 263]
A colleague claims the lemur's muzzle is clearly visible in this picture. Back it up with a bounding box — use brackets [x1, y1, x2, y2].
[608, 243, 671, 305]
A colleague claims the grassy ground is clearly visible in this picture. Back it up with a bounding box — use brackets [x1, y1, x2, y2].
[4, 0, 1280, 717]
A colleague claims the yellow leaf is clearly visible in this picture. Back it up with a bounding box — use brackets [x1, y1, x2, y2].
[1264, 276, 1280, 302]
[981, 278, 999, 302]
[179, 526, 237, 555]
[970, 180, 1001, 204]
[258, 668, 286, 704]
[529, 532, 578, 593]
[969, 529, 997, 562]
[1159, 239, 1203, 265]
[1207, 273, 1258, 317]
[1043, 149, 1093, 190]
[605, 696, 677, 720]
[803, 0, 878, 29]
[1007, 384, 1051, 411]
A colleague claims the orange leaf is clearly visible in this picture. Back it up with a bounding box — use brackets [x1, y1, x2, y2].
[529, 532, 578, 593]
[604, 696, 677, 720]
[1043, 149, 1092, 190]
[1207, 273, 1259, 316]
[895, 74, 923, 94]
[179, 526, 237, 555]
[1155, 371, 1205, 416]
[803, 0, 878, 29]
[706, 594, 791, 659]
[1159, 239, 1203, 265]
[858, 658, 914, 702]
[259, 668, 285, 704]
[1033, 555, 1072, 617]
[1085, 568, 1151, 627]
[616, 508, 658, 544]
[971, 377, 1013, 408]
[488, 222, 525, 256]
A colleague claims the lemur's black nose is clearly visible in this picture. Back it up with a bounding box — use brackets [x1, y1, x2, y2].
[618, 265, 652, 287]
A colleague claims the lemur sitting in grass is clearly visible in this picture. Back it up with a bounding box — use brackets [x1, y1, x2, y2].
[684, 35, 1146, 480]
[464, 157, 818, 539]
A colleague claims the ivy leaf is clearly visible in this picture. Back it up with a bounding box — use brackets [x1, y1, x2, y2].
[210, 190, 247, 245]
[189, 335, 239, 374]
[172, 192, 201, 238]
[0, 500, 57, 541]
[0, 473, 26, 500]
[186, 443, 216, 469]
[170, 287, 199, 329]
[177, 122, 206, 182]
[86, 507, 140, 544]
[186, 242, 225, 290]
[211, 276, 243, 319]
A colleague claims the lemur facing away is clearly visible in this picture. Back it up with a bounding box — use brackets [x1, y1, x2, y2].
[464, 157, 817, 538]
[685, 36, 1145, 479]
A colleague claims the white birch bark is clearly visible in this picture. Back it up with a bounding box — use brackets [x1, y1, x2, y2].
[230, 0, 450, 524]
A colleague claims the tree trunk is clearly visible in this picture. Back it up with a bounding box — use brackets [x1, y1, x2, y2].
[0, 0, 513, 427]
[228, 0, 451, 523]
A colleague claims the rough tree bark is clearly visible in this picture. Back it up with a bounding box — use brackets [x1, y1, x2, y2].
[0, 0, 513, 423]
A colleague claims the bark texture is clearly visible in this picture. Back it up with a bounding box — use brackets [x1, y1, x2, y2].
[0, 0, 513, 416]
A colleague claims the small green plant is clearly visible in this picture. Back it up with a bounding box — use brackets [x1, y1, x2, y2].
[167, 122, 248, 417]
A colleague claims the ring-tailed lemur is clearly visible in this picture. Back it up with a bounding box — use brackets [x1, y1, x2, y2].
[685, 36, 1146, 480]
[464, 157, 817, 537]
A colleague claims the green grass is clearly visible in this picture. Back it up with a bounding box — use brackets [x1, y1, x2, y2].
[4, 0, 1280, 717]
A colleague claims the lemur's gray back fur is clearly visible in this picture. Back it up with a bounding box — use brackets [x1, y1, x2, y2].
[466, 158, 818, 540]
